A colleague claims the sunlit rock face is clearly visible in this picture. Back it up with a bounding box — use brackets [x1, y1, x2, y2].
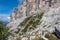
[8, 7, 60, 40]
[8, 0, 60, 40]
[10, 0, 60, 22]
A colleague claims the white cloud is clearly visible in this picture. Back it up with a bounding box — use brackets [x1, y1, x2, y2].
[0, 14, 9, 17]
[7, 17, 10, 20]
[0, 14, 10, 22]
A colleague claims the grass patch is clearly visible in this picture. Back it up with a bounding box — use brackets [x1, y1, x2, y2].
[45, 33, 60, 40]
[19, 16, 32, 26]
[18, 12, 44, 33]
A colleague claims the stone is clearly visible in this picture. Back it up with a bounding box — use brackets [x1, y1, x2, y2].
[10, 0, 60, 22]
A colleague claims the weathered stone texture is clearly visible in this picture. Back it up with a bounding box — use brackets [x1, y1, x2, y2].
[10, 0, 60, 22]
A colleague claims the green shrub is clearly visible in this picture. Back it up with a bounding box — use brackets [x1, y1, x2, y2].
[39, 37, 44, 40]
[20, 16, 32, 26]
[45, 33, 60, 40]
[0, 22, 10, 40]
[16, 37, 21, 40]
[33, 37, 44, 40]
[19, 12, 44, 33]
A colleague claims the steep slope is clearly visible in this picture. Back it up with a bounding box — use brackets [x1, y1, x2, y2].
[18, 12, 43, 33]
[7, 7, 60, 40]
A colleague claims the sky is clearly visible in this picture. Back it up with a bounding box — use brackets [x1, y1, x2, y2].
[0, 0, 22, 22]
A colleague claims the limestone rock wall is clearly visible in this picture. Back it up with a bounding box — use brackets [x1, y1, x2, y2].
[10, 0, 60, 22]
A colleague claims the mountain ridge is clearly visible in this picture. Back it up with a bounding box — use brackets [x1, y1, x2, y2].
[10, 0, 60, 22]
[7, 0, 60, 40]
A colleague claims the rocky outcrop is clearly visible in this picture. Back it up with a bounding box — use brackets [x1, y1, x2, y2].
[8, 0, 60, 40]
[10, 0, 60, 22]
[7, 7, 60, 40]
[10, 8, 18, 21]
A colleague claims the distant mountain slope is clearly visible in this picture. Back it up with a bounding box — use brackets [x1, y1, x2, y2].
[0, 14, 10, 26]
[0, 21, 9, 26]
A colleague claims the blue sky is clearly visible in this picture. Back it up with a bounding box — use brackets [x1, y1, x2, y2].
[0, 0, 22, 22]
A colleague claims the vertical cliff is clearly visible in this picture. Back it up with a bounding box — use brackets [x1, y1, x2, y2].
[7, 0, 60, 40]
[10, 0, 60, 22]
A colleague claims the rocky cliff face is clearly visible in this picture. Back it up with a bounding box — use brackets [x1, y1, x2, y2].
[8, 7, 60, 40]
[7, 0, 60, 40]
[10, 0, 60, 22]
